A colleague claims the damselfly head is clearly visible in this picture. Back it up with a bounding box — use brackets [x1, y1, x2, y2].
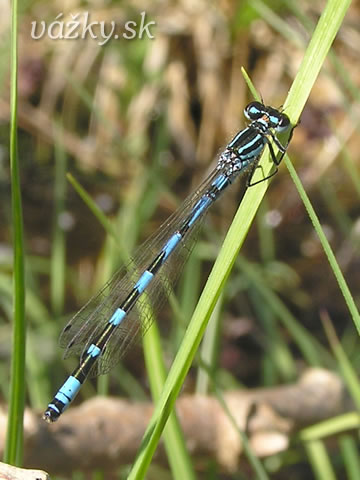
[244, 101, 290, 132]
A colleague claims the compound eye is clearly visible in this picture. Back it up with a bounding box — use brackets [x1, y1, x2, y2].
[276, 113, 290, 132]
[244, 101, 264, 120]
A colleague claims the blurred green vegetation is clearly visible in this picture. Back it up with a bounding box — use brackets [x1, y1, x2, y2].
[1, 0, 360, 478]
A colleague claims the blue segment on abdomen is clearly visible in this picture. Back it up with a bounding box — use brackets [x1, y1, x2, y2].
[135, 270, 154, 293]
[212, 173, 228, 191]
[108, 307, 126, 326]
[187, 195, 212, 228]
[86, 344, 101, 357]
[162, 232, 182, 260]
[55, 376, 82, 406]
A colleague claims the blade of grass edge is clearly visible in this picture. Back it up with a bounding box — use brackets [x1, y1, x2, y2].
[286, 158, 360, 330]
[128, 1, 352, 478]
[4, 0, 26, 466]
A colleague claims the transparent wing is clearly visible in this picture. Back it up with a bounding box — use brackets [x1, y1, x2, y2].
[59, 165, 224, 376]
[91, 220, 202, 376]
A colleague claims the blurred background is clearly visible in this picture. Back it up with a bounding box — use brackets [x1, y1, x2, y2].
[1, 0, 360, 478]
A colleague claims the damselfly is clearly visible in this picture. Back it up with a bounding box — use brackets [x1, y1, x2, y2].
[44, 101, 294, 423]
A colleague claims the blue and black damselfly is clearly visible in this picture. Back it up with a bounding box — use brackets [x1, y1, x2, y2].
[43, 101, 294, 423]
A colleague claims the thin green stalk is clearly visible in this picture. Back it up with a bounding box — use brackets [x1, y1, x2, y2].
[200, 359, 270, 480]
[66, 173, 118, 240]
[238, 257, 331, 366]
[321, 311, 360, 409]
[286, 158, 360, 332]
[305, 440, 337, 480]
[128, 2, 351, 477]
[195, 293, 223, 394]
[51, 123, 67, 317]
[339, 435, 360, 480]
[299, 413, 360, 442]
[144, 321, 196, 480]
[4, 0, 26, 465]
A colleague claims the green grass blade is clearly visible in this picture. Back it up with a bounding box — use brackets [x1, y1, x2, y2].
[238, 257, 329, 366]
[321, 312, 360, 409]
[286, 159, 360, 331]
[128, 2, 351, 477]
[260, 0, 360, 329]
[305, 440, 336, 480]
[4, 0, 26, 465]
[199, 359, 270, 479]
[51, 124, 67, 317]
[66, 173, 118, 240]
[195, 293, 223, 394]
[283, 0, 351, 119]
[300, 412, 360, 441]
[339, 435, 360, 480]
[144, 322, 196, 480]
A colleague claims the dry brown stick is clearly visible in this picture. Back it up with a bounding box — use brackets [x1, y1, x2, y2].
[0, 368, 351, 476]
[0, 462, 49, 480]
